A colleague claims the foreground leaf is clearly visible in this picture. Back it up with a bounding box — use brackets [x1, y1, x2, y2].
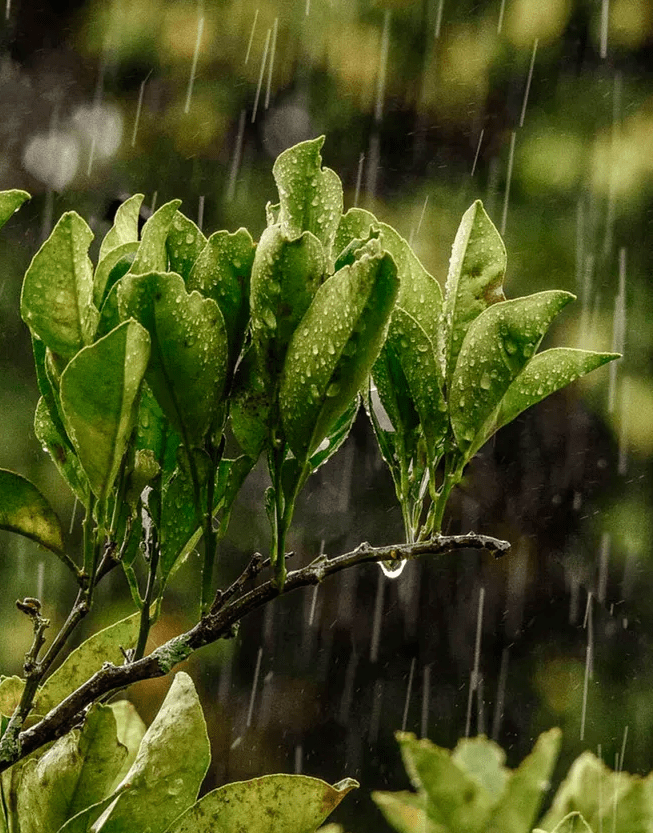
[93, 241, 139, 310]
[99, 194, 144, 261]
[34, 397, 90, 504]
[166, 210, 207, 281]
[0, 468, 65, 558]
[128, 200, 181, 275]
[163, 774, 358, 833]
[0, 189, 30, 231]
[107, 700, 147, 792]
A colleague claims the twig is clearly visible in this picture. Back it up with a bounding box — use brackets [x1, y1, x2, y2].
[5, 532, 509, 772]
[210, 551, 264, 614]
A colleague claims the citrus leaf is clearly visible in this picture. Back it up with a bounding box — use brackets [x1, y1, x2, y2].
[372, 790, 439, 833]
[99, 672, 210, 833]
[35, 614, 140, 716]
[118, 271, 228, 445]
[20, 212, 96, 360]
[162, 774, 358, 833]
[0, 468, 65, 558]
[59, 320, 151, 503]
[230, 343, 272, 458]
[55, 787, 130, 833]
[35, 397, 89, 504]
[449, 291, 575, 456]
[441, 200, 507, 386]
[107, 700, 147, 792]
[128, 200, 181, 275]
[0, 189, 29, 231]
[307, 395, 359, 473]
[99, 194, 144, 262]
[280, 241, 399, 460]
[93, 242, 138, 310]
[166, 210, 207, 282]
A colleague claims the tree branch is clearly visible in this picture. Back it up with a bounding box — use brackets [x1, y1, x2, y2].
[5, 532, 509, 772]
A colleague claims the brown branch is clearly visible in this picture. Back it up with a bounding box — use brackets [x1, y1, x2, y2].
[4, 532, 509, 772]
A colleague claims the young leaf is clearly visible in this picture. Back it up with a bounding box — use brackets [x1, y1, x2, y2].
[441, 200, 507, 385]
[0, 189, 29, 230]
[0, 468, 65, 559]
[449, 290, 575, 456]
[128, 200, 182, 275]
[162, 774, 358, 833]
[34, 397, 89, 504]
[93, 241, 138, 310]
[21, 212, 96, 360]
[273, 135, 343, 260]
[35, 613, 140, 715]
[99, 194, 144, 261]
[97, 672, 210, 833]
[117, 271, 228, 446]
[166, 210, 207, 282]
[187, 228, 255, 367]
[280, 242, 399, 461]
[59, 320, 151, 504]
[229, 344, 273, 458]
[307, 395, 359, 473]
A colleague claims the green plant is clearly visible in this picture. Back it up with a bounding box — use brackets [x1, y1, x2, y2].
[374, 730, 653, 833]
[0, 137, 618, 829]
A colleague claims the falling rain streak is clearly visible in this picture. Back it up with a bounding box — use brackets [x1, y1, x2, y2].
[421, 664, 431, 738]
[600, 0, 610, 59]
[500, 131, 516, 236]
[471, 129, 484, 177]
[244, 9, 258, 65]
[465, 586, 485, 738]
[409, 195, 429, 247]
[608, 247, 626, 413]
[580, 593, 594, 741]
[353, 152, 364, 207]
[497, 0, 506, 34]
[226, 109, 246, 202]
[519, 39, 538, 128]
[251, 28, 271, 123]
[370, 570, 385, 663]
[434, 0, 444, 38]
[184, 13, 205, 114]
[491, 646, 510, 741]
[401, 657, 416, 732]
[131, 73, 151, 148]
[264, 18, 278, 110]
[246, 646, 263, 728]
[197, 195, 205, 232]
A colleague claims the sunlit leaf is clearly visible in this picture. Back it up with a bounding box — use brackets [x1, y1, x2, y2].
[0, 189, 29, 231]
[166, 210, 207, 282]
[441, 200, 507, 385]
[449, 291, 575, 456]
[35, 614, 140, 715]
[99, 672, 210, 833]
[128, 200, 181, 275]
[280, 241, 399, 461]
[35, 397, 89, 504]
[21, 212, 96, 360]
[0, 468, 65, 558]
[99, 194, 144, 262]
[162, 774, 358, 833]
[93, 242, 138, 310]
[59, 320, 151, 503]
[118, 271, 228, 445]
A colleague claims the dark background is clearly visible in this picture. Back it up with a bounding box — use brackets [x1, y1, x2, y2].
[0, 1, 652, 829]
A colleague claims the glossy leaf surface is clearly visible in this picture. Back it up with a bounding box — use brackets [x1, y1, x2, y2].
[99, 194, 144, 261]
[0, 468, 65, 557]
[0, 189, 29, 230]
[128, 200, 181, 275]
[34, 397, 89, 503]
[166, 210, 207, 282]
[93, 242, 138, 310]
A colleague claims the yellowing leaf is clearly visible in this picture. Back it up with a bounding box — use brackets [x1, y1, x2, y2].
[0, 468, 65, 558]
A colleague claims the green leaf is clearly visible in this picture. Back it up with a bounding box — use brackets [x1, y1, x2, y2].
[449, 291, 575, 456]
[441, 200, 507, 386]
[166, 210, 207, 282]
[59, 320, 151, 504]
[99, 672, 210, 833]
[15, 705, 126, 833]
[535, 812, 595, 833]
[93, 242, 139, 310]
[35, 613, 140, 715]
[487, 728, 562, 833]
[307, 395, 359, 473]
[0, 468, 65, 558]
[0, 189, 29, 230]
[187, 228, 255, 367]
[56, 787, 131, 833]
[118, 271, 228, 445]
[107, 700, 146, 792]
[372, 790, 439, 833]
[451, 736, 508, 800]
[0, 676, 25, 718]
[20, 212, 96, 360]
[162, 774, 358, 833]
[230, 343, 273, 458]
[35, 397, 90, 504]
[273, 136, 343, 260]
[128, 200, 182, 275]
[99, 194, 144, 262]
[280, 241, 399, 460]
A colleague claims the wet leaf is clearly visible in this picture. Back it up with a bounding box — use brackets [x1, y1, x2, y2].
[56, 787, 130, 833]
[166, 210, 207, 282]
[162, 773, 358, 833]
[35, 397, 89, 504]
[118, 271, 228, 445]
[128, 200, 181, 275]
[372, 790, 438, 833]
[21, 212, 96, 360]
[16, 704, 126, 833]
[449, 290, 575, 456]
[280, 242, 398, 461]
[93, 242, 138, 310]
[372, 343, 420, 439]
[230, 343, 273, 458]
[273, 135, 343, 260]
[188, 228, 255, 367]
[0, 189, 29, 230]
[59, 320, 151, 503]
[99, 194, 144, 262]
[451, 736, 509, 800]
[35, 614, 140, 715]
[0, 677, 25, 718]
[98, 672, 210, 833]
[307, 395, 359, 473]
[441, 200, 507, 386]
[107, 701, 147, 792]
[0, 468, 65, 558]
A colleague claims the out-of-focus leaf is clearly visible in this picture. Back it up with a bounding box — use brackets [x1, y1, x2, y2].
[0, 677, 24, 718]
[35, 397, 89, 504]
[280, 241, 398, 461]
[534, 812, 595, 833]
[162, 774, 358, 833]
[0, 189, 29, 230]
[93, 242, 138, 310]
[449, 291, 574, 456]
[441, 200, 507, 385]
[166, 210, 207, 282]
[35, 614, 140, 715]
[0, 468, 65, 558]
[59, 320, 151, 504]
[128, 200, 181, 275]
[118, 271, 228, 445]
[372, 790, 440, 833]
[97, 672, 210, 833]
[21, 212, 96, 360]
[99, 194, 144, 261]
[451, 736, 508, 800]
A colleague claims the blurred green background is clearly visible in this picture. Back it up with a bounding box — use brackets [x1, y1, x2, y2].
[0, 0, 652, 829]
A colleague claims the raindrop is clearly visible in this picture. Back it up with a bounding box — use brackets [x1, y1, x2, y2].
[480, 372, 491, 390]
[500, 131, 516, 236]
[5, 0, 10, 19]
[246, 646, 263, 728]
[409, 195, 429, 247]
[519, 39, 539, 128]
[580, 592, 593, 741]
[600, 0, 609, 59]
[244, 9, 259, 65]
[353, 152, 365, 207]
[184, 12, 205, 114]
[251, 28, 271, 124]
[465, 585, 485, 737]
[497, 0, 506, 34]
[375, 11, 391, 125]
[265, 18, 278, 110]
[326, 381, 340, 397]
[368, 679, 384, 744]
[471, 129, 484, 177]
[131, 72, 152, 148]
[434, 0, 444, 38]
[618, 376, 630, 475]
[338, 648, 358, 724]
[69, 497, 78, 535]
[597, 532, 610, 605]
[294, 744, 303, 774]
[401, 657, 416, 732]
